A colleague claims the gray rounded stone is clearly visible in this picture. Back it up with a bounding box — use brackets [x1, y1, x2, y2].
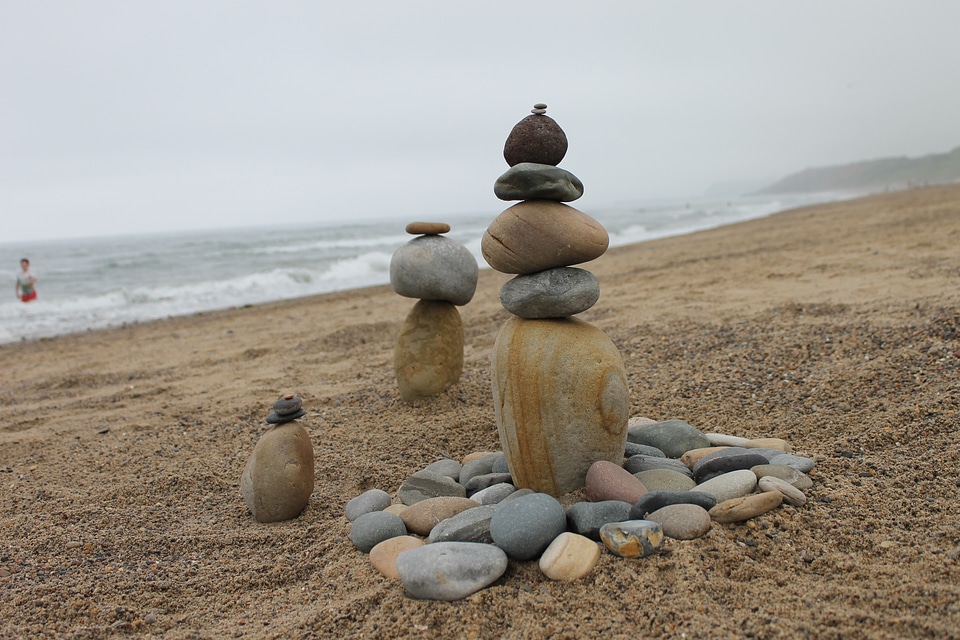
[350, 511, 408, 553]
[770, 453, 816, 473]
[694, 469, 758, 503]
[693, 449, 771, 483]
[345, 488, 392, 522]
[397, 470, 467, 506]
[460, 453, 501, 488]
[646, 504, 712, 540]
[565, 500, 632, 541]
[497, 487, 535, 506]
[499, 268, 600, 319]
[624, 455, 693, 477]
[422, 458, 462, 481]
[491, 452, 510, 474]
[630, 490, 717, 519]
[428, 504, 498, 543]
[489, 492, 566, 560]
[494, 163, 583, 202]
[633, 469, 696, 492]
[390, 235, 478, 305]
[625, 442, 665, 458]
[396, 542, 508, 601]
[464, 473, 513, 495]
[470, 483, 516, 505]
[627, 419, 710, 458]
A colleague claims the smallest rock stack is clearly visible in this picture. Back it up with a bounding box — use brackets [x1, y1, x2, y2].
[390, 223, 478, 402]
[240, 394, 315, 523]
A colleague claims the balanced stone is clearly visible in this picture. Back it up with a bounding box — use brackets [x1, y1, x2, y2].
[399, 496, 478, 536]
[345, 489, 392, 522]
[428, 504, 498, 543]
[397, 470, 467, 505]
[627, 420, 711, 458]
[405, 221, 451, 235]
[481, 201, 609, 274]
[646, 504, 712, 540]
[494, 163, 584, 202]
[633, 469, 696, 492]
[503, 108, 568, 167]
[241, 421, 314, 523]
[565, 500, 632, 541]
[350, 511, 408, 553]
[630, 491, 717, 519]
[709, 491, 783, 524]
[499, 267, 600, 319]
[489, 492, 566, 561]
[585, 460, 648, 504]
[759, 475, 807, 507]
[492, 317, 629, 496]
[369, 536, 424, 579]
[693, 450, 770, 483]
[470, 483, 516, 505]
[395, 300, 464, 402]
[390, 234, 478, 305]
[396, 542, 508, 601]
[694, 469, 758, 503]
[265, 394, 306, 424]
[599, 520, 664, 559]
[539, 532, 601, 581]
[623, 455, 693, 477]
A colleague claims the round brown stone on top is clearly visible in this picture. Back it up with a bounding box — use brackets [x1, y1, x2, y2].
[503, 105, 568, 167]
[405, 222, 451, 235]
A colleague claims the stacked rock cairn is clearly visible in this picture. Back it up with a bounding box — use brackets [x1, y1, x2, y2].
[240, 394, 314, 523]
[390, 222, 478, 402]
[483, 103, 629, 496]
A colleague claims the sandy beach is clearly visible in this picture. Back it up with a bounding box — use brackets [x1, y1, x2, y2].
[2, 185, 959, 639]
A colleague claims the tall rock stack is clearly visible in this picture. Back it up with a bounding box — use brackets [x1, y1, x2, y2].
[483, 104, 630, 496]
[390, 222, 478, 402]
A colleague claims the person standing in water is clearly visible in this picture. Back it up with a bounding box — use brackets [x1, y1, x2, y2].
[15, 258, 37, 302]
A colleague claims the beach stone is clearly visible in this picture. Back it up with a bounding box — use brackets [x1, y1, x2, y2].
[585, 460, 648, 504]
[459, 453, 501, 488]
[464, 472, 513, 495]
[704, 433, 751, 447]
[384, 504, 408, 517]
[396, 542, 508, 601]
[240, 422, 314, 523]
[369, 536, 424, 579]
[627, 420, 710, 458]
[693, 450, 770, 483]
[623, 455, 693, 477]
[397, 470, 467, 506]
[350, 511, 408, 553]
[491, 453, 510, 474]
[497, 488, 535, 506]
[395, 300, 464, 402]
[481, 201, 609, 275]
[345, 489, 392, 522]
[539, 532, 601, 581]
[405, 221, 450, 235]
[770, 453, 816, 473]
[646, 504, 712, 540]
[495, 163, 584, 202]
[743, 437, 792, 453]
[709, 491, 783, 524]
[428, 504, 498, 543]
[422, 458, 462, 481]
[499, 268, 600, 319]
[400, 496, 478, 536]
[751, 464, 802, 485]
[759, 476, 808, 507]
[630, 491, 718, 519]
[624, 442, 665, 458]
[265, 394, 305, 424]
[503, 112, 568, 167]
[489, 493, 566, 561]
[599, 520, 664, 559]
[462, 451, 497, 464]
[694, 469, 758, 503]
[680, 446, 730, 468]
[470, 483, 516, 505]
[793, 472, 814, 490]
[628, 416, 658, 428]
[565, 500, 632, 541]
[492, 317, 629, 496]
[390, 235, 478, 305]
[745, 447, 790, 462]
[633, 469, 696, 492]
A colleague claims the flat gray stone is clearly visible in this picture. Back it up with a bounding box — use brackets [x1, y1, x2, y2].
[624, 455, 693, 477]
[464, 472, 513, 495]
[630, 490, 717, 519]
[470, 483, 516, 505]
[494, 162, 584, 202]
[396, 542, 508, 601]
[770, 453, 816, 473]
[489, 492, 566, 560]
[345, 489, 392, 522]
[627, 420, 710, 458]
[390, 235, 478, 305]
[397, 470, 467, 506]
[491, 452, 510, 474]
[499, 267, 599, 319]
[624, 442, 665, 458]
[428, 504, 498, 543]
[350, 511, 407, 553]
[565, 500, 632, 541]
[460, 453, 500, 489]
[422, 459, 462, 481]
[693, 449, 770, 483]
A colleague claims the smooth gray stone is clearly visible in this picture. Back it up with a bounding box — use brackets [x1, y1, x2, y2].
[758, 476, 807, 507]
[694, 469, 757, 503]
[599, 520, 664, 558]
[460, 453, 500, 489]
[630, 490, 717, 519]
[624, 455, 693, 477]
[497, 487, 535, 506]
[422, 458, 462, 481]
[747, 448, 789, 462]
[428, 504, 498, 543]
[489, 493, 566, 560]
[565, 500, 632, 541]
[397, 470, 467, 506]
[624, 442, 665, 458]
[704, 433, 750, 447]
[491, 452, 510, 474]
[499, 268, 599, 319]
[350, 511, 407, 553]
[470, 483, 516, 505]
[390, 235, 478, 306]
[751, 464, 801, 485]
[464, 472, 513, 495]
[770, 454, 816, 473]
[633, 469, 696, 492]
[396, 542, 508, 601]
[627, 420, 710, 458]
[494, 162, 584, 202]
[693, 451, 770, 483]
[647, 504, 712, 540]
[344, 488, 392, 522]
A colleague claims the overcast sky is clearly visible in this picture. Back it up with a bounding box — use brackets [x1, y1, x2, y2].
[3, 1, 960, 243]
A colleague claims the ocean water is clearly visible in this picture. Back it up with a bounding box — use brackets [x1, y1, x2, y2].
[0, 192, 842, 344]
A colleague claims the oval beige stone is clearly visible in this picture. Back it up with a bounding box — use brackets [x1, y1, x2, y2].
[539, 532, 601, 581]
[680, 446, 730, 468]
[369, 536, 425, 579]
[743, 438, 792, 453]
[240, 422, 315, 523]
[759, 476, 807, 507]
[399, 497, 479, 536]
[481, 201, 609, 274]
[493, 317, 629, 496]
[709, 490, 783, 524]
[395, 300, 463, 402]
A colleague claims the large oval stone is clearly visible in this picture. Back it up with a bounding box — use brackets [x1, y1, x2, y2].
[396, 542, 508, 601]
[503, 114, 568, 167]
[489, 492, 567, 561]
[395, 300, 463, 402]
[492, 317, 629, 496]
[627, 419, 710, 459]
[499, 267, 600, 319]
[481, 201, 609, 275]
[494, 163, 583, 202]
[390, 235, 478, 305]
[240, 422, 314, 523]
[399, 496, 478, 535]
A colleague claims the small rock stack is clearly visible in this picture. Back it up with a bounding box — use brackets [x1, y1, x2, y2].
[240, 394, 314, 523]
[483, 104, 630, 496]
[390, 223, 478, 402]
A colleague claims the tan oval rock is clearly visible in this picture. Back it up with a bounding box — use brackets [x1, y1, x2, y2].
[493, 317, 629, 496]
[539, 532, 601, 581]
[384, 504, 408, 516]
[399, 497, 479, 536]
[481, 201, 609, 274]
[369, 536, 425, 579]
[709, 490, 783, 524]
[240, 423, 314, 523]
[585, 460, 647, 504]
[405, 221, 450, 235]
[395, 300, 464, 402]
[744, 438, 792, 453]
[680, 446, 729, 468]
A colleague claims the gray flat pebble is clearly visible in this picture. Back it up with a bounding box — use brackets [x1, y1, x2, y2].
[345, 488, 392, 522]
[491, 452, 510, 474]
[630, 490, 717, 519]
[350, 511, 408, 553]
[770, 453, 816, 473]
[499, 267, 600, 319]
[490, 492, 566, 560]
[396, 542, 508, 601]
[565, 500, 632, 541]
[464, 472, 513, 495]
[624, 455, 693, 477]
[693, 450, 770, 483]
[423, 459, 462, 481]
[428, 504, 498, 543]
[397, 470, 467, 505]
[470, 483, 516, 505]
[627, 419, 710, 458]
[460, 453, 500, 488]
[624, 442, 666, 458]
